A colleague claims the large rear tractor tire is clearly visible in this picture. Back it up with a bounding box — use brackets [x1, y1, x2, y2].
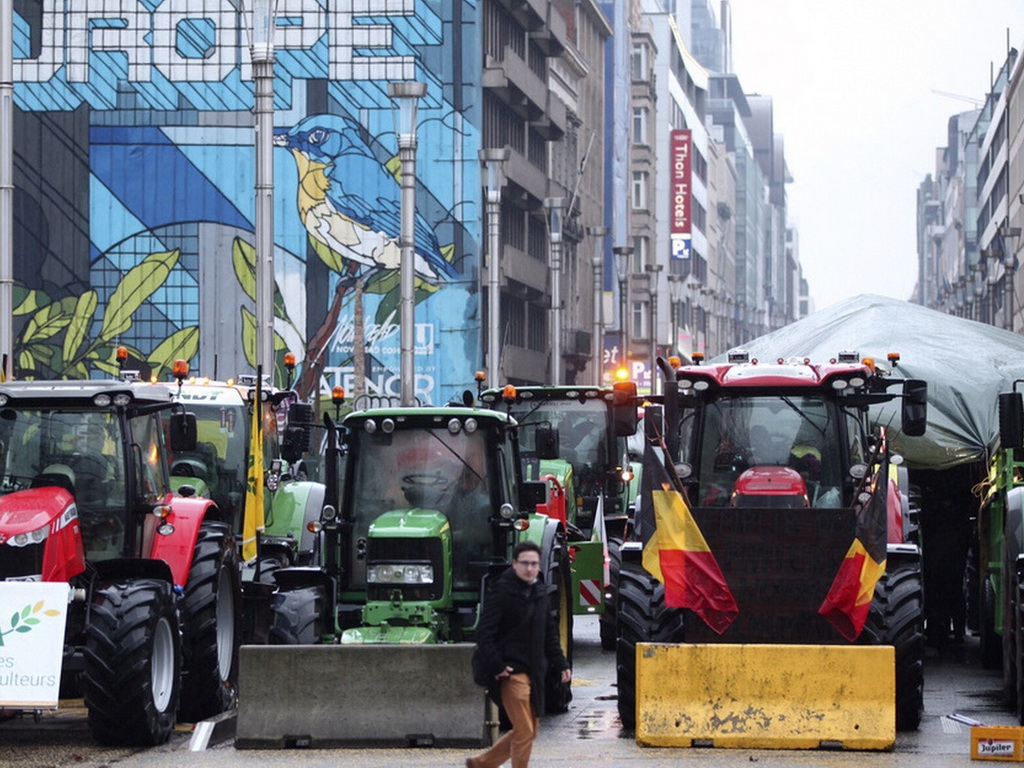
[178, 522, 242, 722]
[615, 560, 685, 730]
[861, 559, 925, 731]
[599, 535, 623, 651]
[269, 585, 327, 644]
[543, 524, 574, 714]
[84, 579, 181, 745]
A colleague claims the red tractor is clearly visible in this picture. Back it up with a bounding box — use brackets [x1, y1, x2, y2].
[0, 380, 241, 744]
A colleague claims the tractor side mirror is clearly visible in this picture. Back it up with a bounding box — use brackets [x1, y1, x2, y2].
[900, 379, 927, 437]
[612, 380, 639, 436]
[169, 412, 197, 452]
[281, 425, 308, 464]
[520, 480, 547, 513]
[535, 426, 560, 460]
[1000, 392, 1024, 449]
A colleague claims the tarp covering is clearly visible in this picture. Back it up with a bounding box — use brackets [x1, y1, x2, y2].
[725, 294, 1024, 470]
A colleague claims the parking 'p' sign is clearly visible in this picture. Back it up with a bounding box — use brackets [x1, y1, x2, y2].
[0, 582, 70, 708]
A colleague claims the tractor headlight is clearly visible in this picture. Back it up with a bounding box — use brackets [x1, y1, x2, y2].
[11, 523, 48, 547]
[367, 563, 434, 584]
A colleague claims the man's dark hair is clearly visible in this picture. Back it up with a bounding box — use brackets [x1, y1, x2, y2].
[512, 540, 541, 561]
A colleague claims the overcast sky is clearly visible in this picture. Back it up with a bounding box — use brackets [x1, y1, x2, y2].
[725, 0, 1024, 312]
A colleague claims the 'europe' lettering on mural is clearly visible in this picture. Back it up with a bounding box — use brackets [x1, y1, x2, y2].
[14, 0, 417, 87]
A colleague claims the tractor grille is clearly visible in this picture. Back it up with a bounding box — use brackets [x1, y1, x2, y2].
[0, 541, 45, 580]
[366, 537, 444, 602]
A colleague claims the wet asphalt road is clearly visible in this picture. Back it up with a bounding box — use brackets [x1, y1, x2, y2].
[2, 614, 1018, 767]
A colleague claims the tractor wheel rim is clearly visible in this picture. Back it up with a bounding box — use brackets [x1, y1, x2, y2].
[216, 568, 236, 680]
[151, 616, 176, 713]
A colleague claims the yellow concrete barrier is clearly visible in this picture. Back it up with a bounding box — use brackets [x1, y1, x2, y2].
[635, 643, 895, 750]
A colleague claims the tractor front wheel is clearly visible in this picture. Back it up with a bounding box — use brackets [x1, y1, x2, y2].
[615, 560, 684, 729]
[269, 585, 327, 644]
[861, 559, 925, 731]
[84, 579, 181, 745]
[179, 522, 242, 722]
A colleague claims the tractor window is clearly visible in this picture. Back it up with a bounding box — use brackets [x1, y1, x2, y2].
[0, 408, 127, 560]
[175, 401, 248, 522]
[132, 412, 171, 505]
[347, 427, 496, 590]
[505, 403, 602, 475]
[698, 395, 843, 508]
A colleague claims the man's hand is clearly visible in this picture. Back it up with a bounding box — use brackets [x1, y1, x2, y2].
[560, 668, 572, 684]
[495, 666, 513, 680]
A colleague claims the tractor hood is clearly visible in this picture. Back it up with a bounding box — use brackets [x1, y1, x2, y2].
[0, 487, 76, 539]
[368, 508, 450, 538]
[728, 293, 1024, 470]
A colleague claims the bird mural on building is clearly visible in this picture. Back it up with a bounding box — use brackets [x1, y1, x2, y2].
[274, 113, 457, 288]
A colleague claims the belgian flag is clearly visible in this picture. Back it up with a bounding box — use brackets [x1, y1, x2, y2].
[640, 442, 738, 634]
[818, 457, 890, 641]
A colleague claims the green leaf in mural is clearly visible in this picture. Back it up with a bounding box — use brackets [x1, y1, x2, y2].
[98, 249, 179, 341]
[13, 286, 51, 317]
[231, 237, 294, 326]
[17, 349, 34, 373]
[241, 306, 257, 370]
[232, 238, 257, 303]
[148, 327, 200, 379]
[21, 301, 72, 343]
[27, 343, 55, 368]
[62, 290, 98, 365]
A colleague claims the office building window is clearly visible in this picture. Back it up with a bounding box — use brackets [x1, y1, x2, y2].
[632, 171, 648, 210]
[632, 107, 647, 145]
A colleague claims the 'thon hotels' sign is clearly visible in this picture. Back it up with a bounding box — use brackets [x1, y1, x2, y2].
[670, 129, 692, 261]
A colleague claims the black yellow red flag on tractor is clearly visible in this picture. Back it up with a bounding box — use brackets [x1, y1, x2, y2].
[639, 441, 738, 634]
[818, 455, 890, 641]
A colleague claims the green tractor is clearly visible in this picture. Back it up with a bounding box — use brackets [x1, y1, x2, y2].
[236, 393, 576, 746]
[977, 385, 1024, 722]
[480, 383, 640, 648]
[137, 370, 326, 575]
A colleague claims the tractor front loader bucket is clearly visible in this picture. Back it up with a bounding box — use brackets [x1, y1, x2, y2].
[635, 643, 895, 750]
[235, 644, 491, 748]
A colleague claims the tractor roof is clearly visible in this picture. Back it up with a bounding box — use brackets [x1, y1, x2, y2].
[342, 406, 515, 430]
[479, 385, 617, 407]
[0, 379, 175, 407]
[675, 358, 876, 391]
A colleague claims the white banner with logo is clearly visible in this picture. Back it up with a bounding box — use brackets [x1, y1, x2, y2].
[0, 582, 70, 708]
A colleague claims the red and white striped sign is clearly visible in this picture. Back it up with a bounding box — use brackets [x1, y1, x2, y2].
[578, 579, 602, 607]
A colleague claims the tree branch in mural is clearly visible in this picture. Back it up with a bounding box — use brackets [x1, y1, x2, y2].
[274, 114, 459, 399]
[13, 249, 199, 380]
[231, 237, 299, 379]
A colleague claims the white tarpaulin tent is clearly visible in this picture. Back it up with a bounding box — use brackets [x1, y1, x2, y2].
[725, 294, 1024, 470]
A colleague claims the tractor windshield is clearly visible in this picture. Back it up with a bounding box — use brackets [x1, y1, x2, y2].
[0, 408, 129, 559]
[691, 393, 844, 508]
[347, 426, 499, 589]
[508, 398, 608, 486]
[171, 399, 249, 522]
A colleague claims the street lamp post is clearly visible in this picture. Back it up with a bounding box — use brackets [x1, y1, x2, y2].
[645, 264, 662, 395]
[1001, 225, 1022, 332]
[685, 274, 701, 354]
[588, 226, 610, 385]
[480, 147, 509, 388]
[545, 197, 566, 385]
[0, 0, 12, 378]
[248, 0, 279, 382]
[667, 275, 684, 358]
[388, 81, 426, 406]
[613, 246, 633, 374]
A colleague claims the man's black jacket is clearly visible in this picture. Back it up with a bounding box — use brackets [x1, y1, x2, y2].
[474, 566, 570, 714]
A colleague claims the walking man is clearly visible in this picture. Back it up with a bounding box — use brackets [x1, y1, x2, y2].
[466, 540, 572, 768]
